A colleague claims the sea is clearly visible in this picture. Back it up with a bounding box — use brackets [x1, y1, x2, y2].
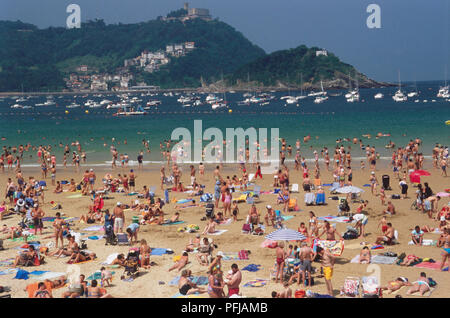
[0, 80, 449, 168]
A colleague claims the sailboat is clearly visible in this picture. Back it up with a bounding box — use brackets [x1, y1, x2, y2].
[437, 67, 449, 98]
[296, 73, 307, 100]
[392, 71, 407, 102]
[346, 73, 360, 102]
[407, 78, 419, 98]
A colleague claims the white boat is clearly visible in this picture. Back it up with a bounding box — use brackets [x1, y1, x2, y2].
[11, 104, 23, 109]
[16, 97, 27, 102]
[285, 97, 298, 104]
[211, 102, 227, 110]
[374, 93, 384, 99]
[392, 71, 407, 102]
[84, 100, 95, 107]
[35, 100, 56, 106]
[407, 92, 418, 98]
[66, 102, 80, 109]
[437, 86, 449, 98]
[100, 99, 112, 105]
[313, 96, 328, 104]
[146, 100, 162, 107]
[113, 105, 147, 116]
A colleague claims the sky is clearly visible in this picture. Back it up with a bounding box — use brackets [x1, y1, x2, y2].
[1, 0, 449, 82]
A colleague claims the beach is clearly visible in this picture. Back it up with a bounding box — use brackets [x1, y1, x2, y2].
[0, 157, 448, 298]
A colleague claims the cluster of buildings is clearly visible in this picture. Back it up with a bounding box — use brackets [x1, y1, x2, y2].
[124, 41, 195, 73]
[64, 70, 135, 91]
[163, 3, 212, 22]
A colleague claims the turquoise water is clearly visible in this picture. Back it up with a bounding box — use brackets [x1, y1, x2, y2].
[0, 81, 449, 166]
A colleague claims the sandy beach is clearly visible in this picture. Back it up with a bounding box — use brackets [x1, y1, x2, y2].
[0, 159, 449, 298]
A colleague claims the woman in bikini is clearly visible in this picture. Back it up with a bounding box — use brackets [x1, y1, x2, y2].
[207, 272, 225, 298]
[308, 211, 319, 238]
[53, 213, 65, 249]
[223, 188, 232, 218]
[179, 269, 206, 295]
[139, 239, 152, 269]
[406, 272, 430, 296]
[359, 246, 371, 264]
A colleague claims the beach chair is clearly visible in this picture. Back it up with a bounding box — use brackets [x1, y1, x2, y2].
[304, 193, 315, 206]
[290, 184, 299, 193]
[329, 182, 340, 194]
[288, 198, 298, 211]
[361, 276, 382, 298]
[117, 233, 130, 246]
[341, 277, 360, 298]
[315, 192, 326, 205]
[253, 185, 261, 198]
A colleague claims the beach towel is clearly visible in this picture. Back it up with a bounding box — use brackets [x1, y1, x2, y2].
[207, 229, 228, 236]
[150, 248, 168, 256]
[172, 292, 204, 298]
[0, 268, 17, 276]
[14, 269, 30, 280]
[0, 258, 15, 267]
[317, 216, 350, 223]
[169, 276, 208, 286]
[370, 255, 397, 265]
[28, 270, 49, 277]
[26, 281, 53, 298]
[102, 253, 119, 265]
[220, 252, 240, 261]
[238, 250, 249, 260]
[408, 239, 436, 246]
[87, 271, 115, 281]
[243, 279, 267, 287]
[281, 215, 294, 221]
[8, 235, 37, 242]
[312, 239, 344, 257]
[414, 262, 447, 271]
[242, 264, 261, 272]
[87, 235, 104, 240]
[162, 221, 186, 226]
[83, 225, 104, 232]
[177, 199, 193, 204]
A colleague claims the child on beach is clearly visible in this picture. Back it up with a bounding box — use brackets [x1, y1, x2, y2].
[100, 267, 112, 287]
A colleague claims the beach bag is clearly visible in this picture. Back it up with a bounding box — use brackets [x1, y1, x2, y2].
[391, 194, 401, 199]
[343, 231, 358, 240]
[242, 224, 251, 233]
[428, 278, 437, 287]
[295, 290, 306, 298]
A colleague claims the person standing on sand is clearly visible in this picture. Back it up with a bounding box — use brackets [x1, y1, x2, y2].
[129, 169, 136, 192]
[113, 202, 124, 234]
[225, 263, 242, 297]
[160, 166, 165, 190]
[53, 212, 65, 249]
[275, 242, 286, 284]
[369, 171, 378, 196]
[440, 229, 450, 271]
[317, 246, 335, 296]
[31, 203, 45, 235]
[318, 221, 343, 241]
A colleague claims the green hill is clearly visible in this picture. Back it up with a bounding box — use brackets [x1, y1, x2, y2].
[0, 18, 266, 91]
[228, 45, 385, 89]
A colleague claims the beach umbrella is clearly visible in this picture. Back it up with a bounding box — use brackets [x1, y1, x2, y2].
[409, 172, 421, 184]
[436, 192, 450, 198]
[335, 186, 364, 194]
[413, 170, 431, 176]
[265, 228, 307, 241]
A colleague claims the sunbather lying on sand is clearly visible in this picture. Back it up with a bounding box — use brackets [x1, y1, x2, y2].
[68, 251, 96, 264]
[406, 272, 431, 296]
[359, 246, 371, 264]
[168, 252, 189, 272]
[399, 254, 421, 266]
[202, 218, 217, 235]
[381, 277, 408, 293]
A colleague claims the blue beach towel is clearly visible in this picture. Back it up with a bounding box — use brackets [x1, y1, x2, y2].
[14, 269, 30, 280]
[242, 264, 262, 272]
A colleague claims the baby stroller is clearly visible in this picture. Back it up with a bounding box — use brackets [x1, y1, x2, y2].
[104, 224, 117, 246]
[121, 251, 139, 279]
[205, 203, 215, 219]
[337, 198, 351, 216]
[382, 175, 391, 190]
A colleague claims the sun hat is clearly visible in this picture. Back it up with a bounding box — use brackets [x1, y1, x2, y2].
[117, 202, 122, 206]
[266, 205, 272, 209]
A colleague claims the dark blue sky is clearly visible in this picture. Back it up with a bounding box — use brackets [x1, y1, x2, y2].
[1, 0, 449, 82]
